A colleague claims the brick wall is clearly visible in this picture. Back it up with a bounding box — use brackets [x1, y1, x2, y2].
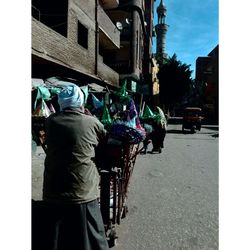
[32, 0, 119, 86]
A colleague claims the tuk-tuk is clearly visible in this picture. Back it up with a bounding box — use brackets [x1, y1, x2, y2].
[182, 107, 203, 133]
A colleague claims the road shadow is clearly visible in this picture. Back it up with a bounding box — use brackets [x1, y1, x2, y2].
[211, 133, 219, 138]
[202, 125, 219, 131]
[167, 129, 196, 135]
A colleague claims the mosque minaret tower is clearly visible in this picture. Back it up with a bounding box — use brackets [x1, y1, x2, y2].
[155, 0, 168, 66]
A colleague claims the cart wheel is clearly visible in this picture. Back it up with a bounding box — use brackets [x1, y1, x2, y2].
[108, 229, 118, 248]
[122, 205, 128, 218]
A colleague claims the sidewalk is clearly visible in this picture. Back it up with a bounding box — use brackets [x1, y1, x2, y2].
[32, 146, 46, 201]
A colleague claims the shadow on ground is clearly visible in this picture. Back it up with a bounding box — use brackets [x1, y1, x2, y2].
[167, 129, 219, 138]
[202, 126, 219, 131]
[211, 133, 219, 138]
[167, 129, 195, 135]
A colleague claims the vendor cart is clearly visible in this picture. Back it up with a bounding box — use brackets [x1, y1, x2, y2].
[31, 78, 146, 248]
[99, 140, 141, 247]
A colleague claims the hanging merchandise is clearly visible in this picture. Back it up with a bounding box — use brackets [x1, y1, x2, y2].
[109, 122, 145, 144]
[126, 117, 136, 129]
[32, 78, 45, 88]
[101, 105, 112, 126]
[34, 86, 51, 110]
[91, 93, 104, 109]
[126, 99, 140, 129]
[141, 105, 156, 120]
[33, 99, 51, 118]
[108, 97, 146, 144]
[49, 87, 61, 95]
[127, 99, 137, 121]
[115, 80, 129, 98]
[80, 85, 89, 105]
[49, 103, 56, 114]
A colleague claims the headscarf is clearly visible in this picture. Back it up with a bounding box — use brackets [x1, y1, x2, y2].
[156, 106, 167, 130]
[58, 84, 84, 110]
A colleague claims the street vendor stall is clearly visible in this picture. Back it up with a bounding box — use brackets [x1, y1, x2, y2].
[94, 81, 146, 246]
[31, 77, 146, 247]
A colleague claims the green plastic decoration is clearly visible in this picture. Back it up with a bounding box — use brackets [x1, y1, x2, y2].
[101, 105, 112, 125]
[141, 105, 161, 121]
[142, 105, 155, 119]
[50, 87, 61, 95]
[116, 80, 128, 98]
[34, 86, 51, 109]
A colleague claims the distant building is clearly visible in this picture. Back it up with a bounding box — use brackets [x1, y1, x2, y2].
[103, 0, 153, 97]
[195, 45, 219, 124]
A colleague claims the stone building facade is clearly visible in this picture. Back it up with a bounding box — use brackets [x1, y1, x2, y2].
[32, 0, 120, 87]
[32, 0, 155, 94]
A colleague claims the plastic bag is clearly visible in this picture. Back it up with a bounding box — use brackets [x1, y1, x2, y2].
[34, 86, 51, 110]
[92, 94, 104, 109]
[33, 99, 51, 118]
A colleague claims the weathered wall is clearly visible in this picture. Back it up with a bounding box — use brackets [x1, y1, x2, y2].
[32, 17, 95, 76]
[32, 0, 119, 86]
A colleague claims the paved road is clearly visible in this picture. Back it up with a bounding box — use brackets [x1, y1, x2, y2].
[32, 124, 218, 250]
[112, 124, 218, 250]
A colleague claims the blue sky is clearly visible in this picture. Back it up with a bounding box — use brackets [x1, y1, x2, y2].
[153, 0, 218, 79]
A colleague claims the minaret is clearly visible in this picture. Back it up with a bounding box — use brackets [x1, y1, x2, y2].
[155, 0, 168, 66]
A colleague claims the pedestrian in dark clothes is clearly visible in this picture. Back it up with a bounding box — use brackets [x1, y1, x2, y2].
[141, 120, 153, 154]
[151, 106, 167, 153]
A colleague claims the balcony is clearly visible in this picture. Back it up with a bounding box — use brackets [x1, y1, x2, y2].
[100, 0, 119, 10]
[107, 60, 132, 75]
[120, 26, 132, 41]
[98, 56, 119, 87]
[32, 18, 95, 76]
[98, 6, 120, 49]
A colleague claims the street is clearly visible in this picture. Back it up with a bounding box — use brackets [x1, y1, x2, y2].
[32, 124, 219, 250]
[112, 124, 218, 250]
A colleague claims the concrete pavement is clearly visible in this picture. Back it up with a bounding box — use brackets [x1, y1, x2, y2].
[32, 145, 46, 200]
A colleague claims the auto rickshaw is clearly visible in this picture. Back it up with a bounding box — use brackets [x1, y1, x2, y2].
[182, 107, 203, 133]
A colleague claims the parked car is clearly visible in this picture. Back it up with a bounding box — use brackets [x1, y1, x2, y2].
[182, 107, 203, 133]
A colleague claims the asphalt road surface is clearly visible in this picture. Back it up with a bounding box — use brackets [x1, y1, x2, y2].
[112, 124, 218, 250]
[32, 124, 218, 250]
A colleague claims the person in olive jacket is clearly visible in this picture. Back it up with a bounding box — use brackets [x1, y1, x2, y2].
[42, 84, 108, 250]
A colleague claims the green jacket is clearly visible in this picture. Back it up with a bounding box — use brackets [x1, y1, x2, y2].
[43, 108, 106, 204]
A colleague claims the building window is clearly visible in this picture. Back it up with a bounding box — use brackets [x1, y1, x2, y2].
[78, 22, 88, 49]
[32, 0, 68, 38]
